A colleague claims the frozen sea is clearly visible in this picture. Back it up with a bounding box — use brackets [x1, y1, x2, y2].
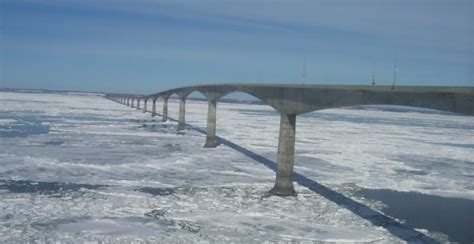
[0, 91, 473, 243]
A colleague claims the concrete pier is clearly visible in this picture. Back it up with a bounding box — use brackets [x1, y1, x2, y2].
[162, 99, 168, 122]
[204, 99, 217, 148]
[137, 99, 141, 109]
[270, 114, 297, 196]
[131, 98, 135, 108]
[144, 99, 148, 113]
[152, 98, 157, 116]
[178, 99, 186, 131]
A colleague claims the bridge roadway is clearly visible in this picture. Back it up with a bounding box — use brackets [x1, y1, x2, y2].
[107, 84, 474, 196]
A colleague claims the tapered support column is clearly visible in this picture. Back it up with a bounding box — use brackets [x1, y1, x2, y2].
[162, 99, 168, 122]
[131, 99, 135, 108]
[137, 100, 141, 109]
[204, 99, 217, 147]
[127, 98, 130, 106]
[144, 100, 148, 112]
[177, 99, 186, 131]
[270, 114, 297, 196]
[152, 99, 157, 116]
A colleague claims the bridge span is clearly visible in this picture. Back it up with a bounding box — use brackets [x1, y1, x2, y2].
[107, 84, 474, 196]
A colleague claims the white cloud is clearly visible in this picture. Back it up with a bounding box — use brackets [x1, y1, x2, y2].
[11, 0, 473, 53]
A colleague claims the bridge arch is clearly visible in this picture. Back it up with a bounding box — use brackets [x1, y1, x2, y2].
[182, 91, 211, 133]
[220, 88, 289, 114]
[201, 91, 272, 148]
[137, 97, 143, 109]
[142, 97, 151, 112]
[186, 90, 207, 100]
[148, 95, 171, 121]
[165, 94, 181, 123]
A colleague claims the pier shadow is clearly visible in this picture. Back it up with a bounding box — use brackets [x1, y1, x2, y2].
[139, 110, 438, 243]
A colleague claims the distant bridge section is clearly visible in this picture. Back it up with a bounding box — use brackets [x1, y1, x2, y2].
[107, 84, 474, 196]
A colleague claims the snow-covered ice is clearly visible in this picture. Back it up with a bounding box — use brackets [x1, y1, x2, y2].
[0, 91, 473, 242]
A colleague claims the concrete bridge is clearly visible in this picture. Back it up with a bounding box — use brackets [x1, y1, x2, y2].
[107, 84, 474, 196]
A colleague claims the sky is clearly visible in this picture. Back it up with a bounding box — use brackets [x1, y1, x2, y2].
[1, 0, 473, 94]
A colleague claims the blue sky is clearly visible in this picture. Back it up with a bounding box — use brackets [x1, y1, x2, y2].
[1, 0, 473, 94]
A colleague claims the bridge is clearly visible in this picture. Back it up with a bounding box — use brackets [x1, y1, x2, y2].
[107, 84, 474, 196]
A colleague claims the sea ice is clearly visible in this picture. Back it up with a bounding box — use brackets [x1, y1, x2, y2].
[1, 91, 472, 242]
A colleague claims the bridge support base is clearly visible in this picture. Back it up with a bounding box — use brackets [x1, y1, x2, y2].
[177, 99, 186, 131]
[270, 114, 297, 196]
[204, 99, 217, 148]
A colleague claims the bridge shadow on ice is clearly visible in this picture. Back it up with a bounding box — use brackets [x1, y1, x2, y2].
[147, 113, 437, 243]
